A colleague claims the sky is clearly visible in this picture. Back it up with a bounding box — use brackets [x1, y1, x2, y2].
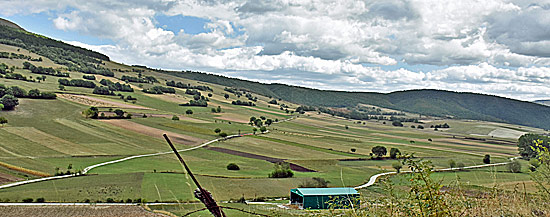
[1, 0, 550, 101]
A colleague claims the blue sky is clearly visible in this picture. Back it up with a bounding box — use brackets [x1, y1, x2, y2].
[1, 0, 550, 100]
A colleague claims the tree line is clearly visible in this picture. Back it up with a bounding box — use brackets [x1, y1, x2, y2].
[23, 62, 69, 77]
[0, 52, 41, 61]
[142, 86, 176, 94]
[0, 84, 56, 110]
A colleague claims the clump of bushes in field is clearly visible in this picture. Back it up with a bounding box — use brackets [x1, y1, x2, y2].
[82, 107, 132, 119]
[227, 163, 240, 170]
[0, 85, 57, 110]
[268, 162, 293, 178]
[142, 86, 175, 94]
[23, 62, 68, 77]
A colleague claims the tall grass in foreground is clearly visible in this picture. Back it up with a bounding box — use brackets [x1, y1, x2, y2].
[321, 149, 550, 217]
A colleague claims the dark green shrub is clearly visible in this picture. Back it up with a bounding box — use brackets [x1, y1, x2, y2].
[269, 162, 294, 178]
[227, 163, 240, 170]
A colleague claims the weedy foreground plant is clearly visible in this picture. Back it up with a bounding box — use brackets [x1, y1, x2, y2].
[319, 149, 550, 217]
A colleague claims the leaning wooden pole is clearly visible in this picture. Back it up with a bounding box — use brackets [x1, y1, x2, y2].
[163, 134, 226, 217]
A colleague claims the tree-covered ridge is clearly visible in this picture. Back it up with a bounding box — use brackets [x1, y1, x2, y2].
[0, 25, 110, 76]
[164, 70, 550, 130]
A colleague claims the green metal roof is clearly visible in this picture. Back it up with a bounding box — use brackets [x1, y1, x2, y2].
[293, 188, 359, 196]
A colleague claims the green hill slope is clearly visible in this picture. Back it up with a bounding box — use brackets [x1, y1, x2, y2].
[1, 19, 549, 130]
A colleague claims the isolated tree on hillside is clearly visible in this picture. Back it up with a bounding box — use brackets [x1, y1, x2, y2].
[483, 154, 491, 164]
[508, 160, 521, 173]
[227, 163, 240, 170]
[371, 146, 387, 159]
[214, 128, 221, 134]
[82, 107, 99, 119]
[254, 119, 263, 127]
[0, 117, 7, 127]
[392, 161, 402, 173]
[219, 132, 228, 138]
[185, 109, 193, 115]
[216, 106, 221, 113]
[224, 93, 229, 99]
[114, 109, 125, 117]
[0, 94, 19, 110]
[390, 148, 401, 159]
[172, 115, 179, 121]
[260, 126, 267, 133]
[448, 159, 457, 168]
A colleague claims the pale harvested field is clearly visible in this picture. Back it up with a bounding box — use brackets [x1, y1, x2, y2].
[488, 128, 527, 139]
[100, 120, 205, 146]
[0, 205, 168, 217]
[58, 94, 152, 110]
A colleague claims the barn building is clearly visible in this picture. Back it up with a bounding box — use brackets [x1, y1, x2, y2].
[290, 187, 360, 209]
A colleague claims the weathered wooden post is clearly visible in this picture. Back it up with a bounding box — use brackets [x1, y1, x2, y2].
[163, 134, 226, 217]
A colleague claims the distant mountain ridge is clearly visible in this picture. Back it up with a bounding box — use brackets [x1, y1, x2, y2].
[534, 100, 550, 106]
[2, 18, 550, 130]
[165, 71, 550, 129]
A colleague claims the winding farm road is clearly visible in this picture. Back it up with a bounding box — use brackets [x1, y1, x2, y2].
[0, 114, 515, 193]
[0, 134, 243, 190]
[0, 118, 298, 190]
[354, 157, 519, 189]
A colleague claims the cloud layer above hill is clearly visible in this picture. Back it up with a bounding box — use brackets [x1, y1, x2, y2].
[2, 0, 550, 100]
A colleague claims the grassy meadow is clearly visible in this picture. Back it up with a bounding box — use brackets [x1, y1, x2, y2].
[0, 47, 545, 216]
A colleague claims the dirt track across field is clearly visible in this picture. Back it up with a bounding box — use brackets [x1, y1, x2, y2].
[206, 146, 316, 172]
[100, 120, 205, 146]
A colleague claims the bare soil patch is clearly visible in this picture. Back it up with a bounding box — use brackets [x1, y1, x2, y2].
[100, 120, 204, 146]
[0, 172, 23, 184]
[0, 205, 168, 217]
[206, 146, 316, 172]
[58, 94, 152, 110]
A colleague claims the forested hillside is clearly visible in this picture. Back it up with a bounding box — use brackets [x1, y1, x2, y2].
[165, 71, 550, 130]
[0, 24, 110, 74]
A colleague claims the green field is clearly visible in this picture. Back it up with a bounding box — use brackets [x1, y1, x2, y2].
[0, 43, 543, 217]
